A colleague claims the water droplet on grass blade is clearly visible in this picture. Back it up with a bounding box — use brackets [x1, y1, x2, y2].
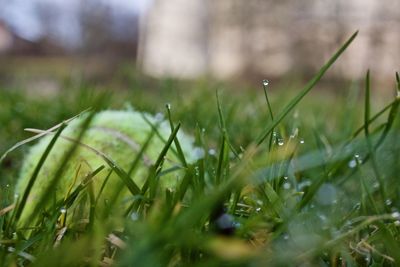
[60, 207, 67, 214]
[262, 79, 269, 86]
[316, 183, 337, 206]
[130, 212, 139, 221]
[278, 139, 284, 146]
[283, 183, 291, 190]
[391, 211, 400, 219]
[154, 113, 164, 122]
[193, 147, 205, 160]
[208, 148, 216, 156]
[348, 159, 357, 168]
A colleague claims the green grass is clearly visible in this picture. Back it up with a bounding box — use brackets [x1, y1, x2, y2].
[1, 31, 400, 266]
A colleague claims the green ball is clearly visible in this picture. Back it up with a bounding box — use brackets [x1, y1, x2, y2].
[16, 110, 196, 225]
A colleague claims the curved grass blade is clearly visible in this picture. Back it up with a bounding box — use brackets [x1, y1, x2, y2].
[256, 31, 358, 145]
[0, 109, 89, 163]
[14, 123, 67, 223]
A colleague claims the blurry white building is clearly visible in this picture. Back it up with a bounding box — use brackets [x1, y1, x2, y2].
[138, 0, 400, 81]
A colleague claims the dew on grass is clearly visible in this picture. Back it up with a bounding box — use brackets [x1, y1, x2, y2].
[354, 154, 362, 163]
[391, 211, 400, 219]
[299, 139, 305, 144]
[283, 176, 288, 180]
[193, 147, 205, 160]
[283, 182, 291, 190]
[60, 207, 67, 214]
[154, 113, 164, 122]
[278, 139, 284, 146]
[166, 103, 171, 110]
[290, 128, 298, 138]
[348, 159, 357, 168]
[316, 183, 337, 206]
[208, 148, 216, 156]
[298, 180, 312, 190]
[318, 214, 327, 222]
[348, 154, 362, 168]
[130, 212, 139, 221]
[262, 79, 269, 86]
[386, 199, 393, 206]
[194, 166, 200, 176]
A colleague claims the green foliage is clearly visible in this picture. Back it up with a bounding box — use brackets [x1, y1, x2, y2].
[1, 31, 400, 266]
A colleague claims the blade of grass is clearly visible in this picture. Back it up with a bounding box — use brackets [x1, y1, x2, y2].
[363, 70, 387, 204]
[0, 109, 90, 163]
[256, 31, 358, 145]
[166, 104, 188, 168]
[262, 79, 275, 151]
[14, 123, 67, 223]
[216, 91, 239, 158]
[25, 110, 97, 226]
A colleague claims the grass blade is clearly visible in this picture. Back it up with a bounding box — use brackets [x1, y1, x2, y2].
[14, 123, 67, 223]
[256, 31, 358, 145]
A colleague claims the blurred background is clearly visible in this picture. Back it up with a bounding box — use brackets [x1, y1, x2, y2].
[0, 0, 399, 91]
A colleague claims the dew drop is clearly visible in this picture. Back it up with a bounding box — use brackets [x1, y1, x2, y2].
[348, 159, 357, 168]
[299, 139, 305, 144]
[386, 199, 393, 206]
[193, 147, 205, 161]
[277, 139, 284, 146]
[208, 148, 216, 156]
[391, 211, 400, 219]
[166, 103, 171, 110]
[130, 212, 139, 221]
[316, 183, 337, 206]
[262, 79, 269, 86]
[298, 180, 312, 190]
[194, 166, 200, 176]
[354, 154, 362, 164]
[318, 214, 327, 222]
[60, 207, 67, 214]
[154, 113, 164, 122]
[283, 182, 291, 190]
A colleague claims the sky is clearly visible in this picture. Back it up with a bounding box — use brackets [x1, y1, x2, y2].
[0, 0, 153, 46]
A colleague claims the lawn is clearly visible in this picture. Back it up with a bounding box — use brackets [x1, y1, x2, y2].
[1, 32, 400, 266]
